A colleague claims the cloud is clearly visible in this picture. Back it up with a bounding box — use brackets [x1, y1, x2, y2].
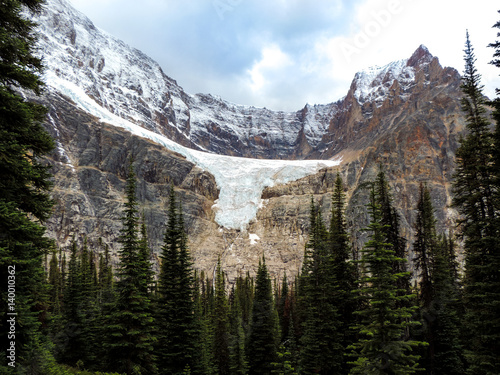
[69, 0, 500, 110]
[247, 45, 293, 92]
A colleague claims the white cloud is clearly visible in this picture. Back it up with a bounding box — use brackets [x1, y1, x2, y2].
[69, 0, 500, 110]
[247, 45, 293, 92]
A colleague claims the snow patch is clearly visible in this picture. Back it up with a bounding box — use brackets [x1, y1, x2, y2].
[249, 234, 260, 245]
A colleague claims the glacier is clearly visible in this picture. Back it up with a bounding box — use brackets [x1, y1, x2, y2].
[46, 71, 340, 231]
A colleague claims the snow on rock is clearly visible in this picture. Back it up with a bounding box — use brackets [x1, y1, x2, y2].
[353, 59, 416, 107]
[31, 0, 336, 156]
[249, 234, 260, 245]
[47, 75, 340, 231]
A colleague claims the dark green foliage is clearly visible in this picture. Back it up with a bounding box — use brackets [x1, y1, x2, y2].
[156, 186, 200, 374]
[375, 170, 411, 302]
[429, 236, 465, 375]
[349, 185, 423, 374]
[247, 257, 279, 375]
[299, 198, 343, 374]
[454, 32, 500, 375]
[329, 174, 358, 373]
[271, 345, 298, 375]
[212, 259, 231, 375]
[106, 163, 157, 375]
[299, 178, 357, 375]
[413, 185, 465, 374]
[192, 271, 214, 375]
[228, 282, 249, 375]
[413, 184, 436, 310]
[277, 273, 291, 342]
[0, 0, 57, 371]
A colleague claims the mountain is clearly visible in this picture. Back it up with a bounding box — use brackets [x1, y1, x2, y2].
[32, 0, 466, 279]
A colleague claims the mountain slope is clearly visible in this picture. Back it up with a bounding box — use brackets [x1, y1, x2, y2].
[32, 0, 466, 278]
[34, 0, 451, 161]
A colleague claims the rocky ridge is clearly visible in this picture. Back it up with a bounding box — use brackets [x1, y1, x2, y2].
[33, 0, 443, 161]
[34, 0, 467, 279]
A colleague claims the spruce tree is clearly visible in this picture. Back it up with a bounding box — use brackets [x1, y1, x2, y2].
[0, 0, 57, 371]
[375, 170, 411, 303]
[156, 186, 200, 374]
[413, 184, 435, 310]
[413, 184, 465, 374]
[247, 257, 279, 375]
[229, 280, 248, 375]
[454, 31, 500, 374]
[78, 238, 100, 368]
[349, 185, 423, 374]
[193, 271, 215, 375]
[59, 239, 84, 366]
[299, 194, 349, 374]
[429, 236, 465, 375]
[106, 162, 157, 375]
[329, 173, 358, 374]
[212, 258, 231, 375]
[47, 249, 64, 360]
[489, 10, 500, 187]
[277, 272, 291, 342]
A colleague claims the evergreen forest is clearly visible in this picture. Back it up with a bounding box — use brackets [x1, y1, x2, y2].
[1, 1, 500, 374]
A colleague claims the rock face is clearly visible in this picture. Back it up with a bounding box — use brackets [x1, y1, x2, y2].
[35, 0, 467, 280]
[43, 93, 219, 271]
[34, 0, 333, 159]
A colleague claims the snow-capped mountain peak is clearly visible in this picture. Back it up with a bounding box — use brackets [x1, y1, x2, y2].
[353, 45, 435, 107]
[353, 59, 415, 106]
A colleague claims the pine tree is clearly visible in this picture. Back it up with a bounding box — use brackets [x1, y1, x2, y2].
[212, 258, 231, 375]
[329, 173, 358, 374]
[48, 250, 62, 317]
[412, 184, 437, 373]
[47, 249, 64, 358]
[299, 196, 345, 374]
[95, 240, 116, 371]
[349, 185, 423, 374]
[0, 0, 57, 371]
[247, 257, 279, 375]
[277, 272, 290, 342]
[80, 239, 101, 370]
[59, 239, 84, 366]
[193, 271, 215, 375]
[413, 184, 436, 310]
[429, 236, 465, 375]
[375, 170, 411, 303]
[454, 31, 500, 374]
[106, 162, 157, 375]
[156, 186, 200, 374]
[412, 184, 465, 374]
[489, 10, 500, 192]
[229, 280, 248, 375]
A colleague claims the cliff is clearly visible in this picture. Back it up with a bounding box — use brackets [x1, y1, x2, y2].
[34, 0, 467, 280]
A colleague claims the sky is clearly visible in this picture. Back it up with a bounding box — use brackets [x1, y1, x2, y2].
[69, 0, 500, 112]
